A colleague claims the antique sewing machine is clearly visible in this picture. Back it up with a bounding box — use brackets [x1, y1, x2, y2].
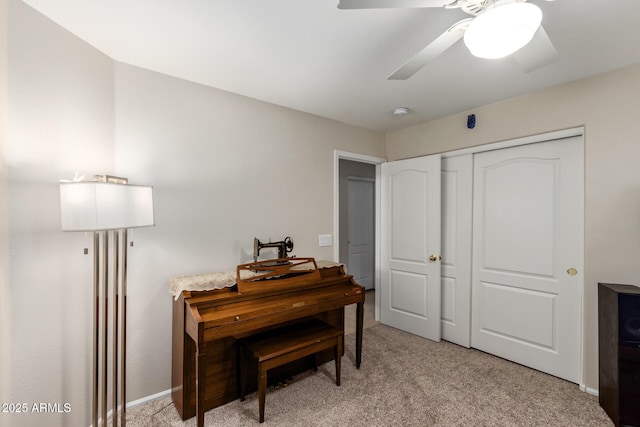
[253, 236, 294, 262]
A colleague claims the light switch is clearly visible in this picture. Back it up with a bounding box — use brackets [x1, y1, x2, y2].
[319, 234, 332, 247]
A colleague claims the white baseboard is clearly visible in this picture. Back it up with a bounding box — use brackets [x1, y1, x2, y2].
[89, 388, 172, 427]
[579, 383, 599, 397]
[127, 388, 172, 409]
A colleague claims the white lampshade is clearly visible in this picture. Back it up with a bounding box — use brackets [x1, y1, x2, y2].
[60, 182, 155, 231]
[464, 2, 542, 59]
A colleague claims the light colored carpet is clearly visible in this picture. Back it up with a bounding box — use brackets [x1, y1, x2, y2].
[128, 319, 613, 426]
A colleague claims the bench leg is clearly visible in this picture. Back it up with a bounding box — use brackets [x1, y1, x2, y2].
[335, 338, 342, 387]
[356, 301, 363, 369]
[239, 346, 247, 402]
[258, 365, 267, 423]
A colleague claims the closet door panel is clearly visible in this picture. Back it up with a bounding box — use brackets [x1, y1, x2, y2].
[380, 155, 441, 341]
[441, 155, 473, 347]
[471, 136, 583, 383]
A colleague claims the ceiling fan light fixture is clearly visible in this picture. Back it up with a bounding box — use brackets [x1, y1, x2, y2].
[463, 2, 542, 59]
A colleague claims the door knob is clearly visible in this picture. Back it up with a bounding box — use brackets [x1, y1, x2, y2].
[567, 268, 577, 276]
[429, 254, 440, 262]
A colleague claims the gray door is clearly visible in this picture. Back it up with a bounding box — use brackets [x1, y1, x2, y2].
[348, 177, 375, 290]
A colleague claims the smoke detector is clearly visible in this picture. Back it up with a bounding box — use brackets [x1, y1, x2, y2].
[393, 107, 409, 117]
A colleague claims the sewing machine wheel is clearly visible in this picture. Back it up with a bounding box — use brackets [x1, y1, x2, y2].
[284, 236, 294, 254]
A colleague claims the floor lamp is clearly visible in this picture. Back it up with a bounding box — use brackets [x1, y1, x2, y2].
[60, 177, 154, 427]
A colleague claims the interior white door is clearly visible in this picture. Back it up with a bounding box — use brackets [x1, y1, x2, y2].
[380, 155, 441, 341]
[348, 177, 375, 290]
[441, 155, 473, 348]
[471, 136, 583, 383]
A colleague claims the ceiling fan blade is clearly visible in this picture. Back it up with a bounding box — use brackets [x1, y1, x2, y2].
[388, 18, 471, 80]
[513, 25, 559, 72]
[338, 0, 454, 9]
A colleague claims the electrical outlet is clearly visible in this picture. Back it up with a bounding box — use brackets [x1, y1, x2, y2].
[318, 234, 332, 247]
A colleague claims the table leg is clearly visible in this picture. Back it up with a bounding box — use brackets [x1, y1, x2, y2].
[356, 301, 363, 369]
[196, 346, 206, 427]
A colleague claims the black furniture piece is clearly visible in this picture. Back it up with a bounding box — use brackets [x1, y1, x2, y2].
[598, 283, 640, 427]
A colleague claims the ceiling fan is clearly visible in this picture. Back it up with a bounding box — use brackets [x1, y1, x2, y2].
[338, 0, 559, 79]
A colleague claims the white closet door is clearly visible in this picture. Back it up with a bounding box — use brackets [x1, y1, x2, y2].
[380, 155, 441, 341]
[441, 155, 473, 348]
[471, 136, 583, 382]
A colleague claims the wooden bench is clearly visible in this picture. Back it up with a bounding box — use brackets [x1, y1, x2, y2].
[238, 319, 343, 423]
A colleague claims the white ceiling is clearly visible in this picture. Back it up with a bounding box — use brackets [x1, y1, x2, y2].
[21, 0, 640, 132]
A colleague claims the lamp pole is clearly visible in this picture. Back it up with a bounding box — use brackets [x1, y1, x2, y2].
[60, 177, 154, 426]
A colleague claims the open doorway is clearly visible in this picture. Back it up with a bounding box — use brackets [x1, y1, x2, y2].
[334, 150, 385, 320]
[339, 159, 376, 290]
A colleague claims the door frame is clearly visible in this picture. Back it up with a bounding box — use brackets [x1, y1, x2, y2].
[441, 127, 583, 159]
[334, 150, 386, 321]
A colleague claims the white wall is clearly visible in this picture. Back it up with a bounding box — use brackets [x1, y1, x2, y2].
[8, 0, 637, 421]
[1, 0, 11, 413]
[113, 62, 385, 402]
[386, 63, 640, 392]
[4, 2, 385, 426]
[6, 1, 115, 426]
